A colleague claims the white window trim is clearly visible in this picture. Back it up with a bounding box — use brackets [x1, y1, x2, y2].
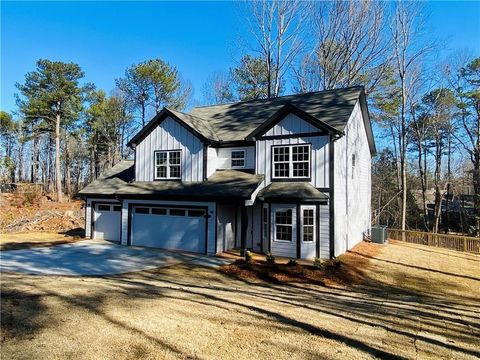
[272, 144, 311, 179]
[300, 205, 316, 243]
[154, 150, 182, 180]
[231, 149, 246, 169]
[273, 207, 295, 242]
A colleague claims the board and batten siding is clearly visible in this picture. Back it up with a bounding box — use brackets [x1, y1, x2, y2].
[255, 113, 329, 188]
[135, 117, 204, 182]
[333, 101, 372, 256]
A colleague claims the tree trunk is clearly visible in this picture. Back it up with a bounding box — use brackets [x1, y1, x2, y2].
[55, 112, 63, 203]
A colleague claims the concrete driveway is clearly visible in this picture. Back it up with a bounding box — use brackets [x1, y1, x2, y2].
[0, 239, 231, 276]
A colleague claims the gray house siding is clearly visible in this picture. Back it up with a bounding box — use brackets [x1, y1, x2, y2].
[135, 116, 204, 182]
[255, 113, 330, 189]
[333, 101, 372, 256]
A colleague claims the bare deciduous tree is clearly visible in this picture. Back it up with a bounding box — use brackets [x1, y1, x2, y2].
[244, 0, 307, 98]
[293, 0, 389, 94]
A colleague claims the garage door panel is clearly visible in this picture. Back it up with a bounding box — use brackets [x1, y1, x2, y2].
[94, 203, 121, 241]
[132, 206, 206, 253]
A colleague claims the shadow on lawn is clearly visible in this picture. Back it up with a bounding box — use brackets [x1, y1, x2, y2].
[1, 241, 479, 359]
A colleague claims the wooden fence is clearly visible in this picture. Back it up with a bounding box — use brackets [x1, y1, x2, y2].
[388, 229, 480, 254]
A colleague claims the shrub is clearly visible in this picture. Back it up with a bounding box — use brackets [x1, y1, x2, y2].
[323, 259, 341, 271]
[266, 252, 276, 264]
[313, 257, 323, 269]
[245, 250, 253, 263]
[287, 259, 298, 266]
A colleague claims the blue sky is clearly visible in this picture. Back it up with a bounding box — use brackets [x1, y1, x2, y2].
[2, 1, 480, 115]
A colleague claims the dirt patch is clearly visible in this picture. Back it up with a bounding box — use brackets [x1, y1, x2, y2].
[0, 192, 84, 233]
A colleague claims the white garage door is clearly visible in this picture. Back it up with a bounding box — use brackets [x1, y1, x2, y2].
[131, 206, 207, 253]
[94, 203, 121, 241]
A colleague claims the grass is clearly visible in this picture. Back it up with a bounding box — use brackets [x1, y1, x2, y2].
[0, 230, 85, 251]
[1, 241, 479, 359]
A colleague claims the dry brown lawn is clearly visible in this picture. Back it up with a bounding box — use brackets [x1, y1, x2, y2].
[1, 241, 479, 360]
[0, 231, 85, 251]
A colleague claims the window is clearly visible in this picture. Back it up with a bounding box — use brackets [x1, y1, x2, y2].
[272, 145, 310, 179]
[113, 206, 122, 212]
[262, 205, 269, 240]
[275, 209, 293, 241]
[98, 205, 111, 211]
[151, 208, 167, 215]
[188, 209, 206, 217]
[155, 150, 181, 179]
[352, 153, 356, 179]
[302, 209, 315, 242]
[169, 209, 186, 216]
[135, 207, 150, 214]
[231, 150, 245, 168]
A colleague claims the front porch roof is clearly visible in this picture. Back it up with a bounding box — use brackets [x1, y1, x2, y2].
[258, 182, 329, 203]
[114, 170, 264, 201]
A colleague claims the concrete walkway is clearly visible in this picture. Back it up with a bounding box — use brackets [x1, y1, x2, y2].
[0, 239, 232, 276]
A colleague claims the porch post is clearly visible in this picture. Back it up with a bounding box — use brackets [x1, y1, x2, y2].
[240, 205, 248, 256]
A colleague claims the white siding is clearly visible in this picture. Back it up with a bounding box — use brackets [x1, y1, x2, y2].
[120, 199, 217, 254]
[333, 101, 372, 256]
[206, 146, 218, 178]
[319, 203, 330, 259]
[265, 113, 319, 136]
[135, 117, 204, 182]
[256, 113, 329, 189]
[216, 147, 255, 170]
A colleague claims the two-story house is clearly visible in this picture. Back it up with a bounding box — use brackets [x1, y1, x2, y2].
[79, 86, 376, 259]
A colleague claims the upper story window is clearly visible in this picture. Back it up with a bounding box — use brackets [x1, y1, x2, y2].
[154, 150, 181, 179]
[272, 144, 310, 179]
[231, 150, 246, 168]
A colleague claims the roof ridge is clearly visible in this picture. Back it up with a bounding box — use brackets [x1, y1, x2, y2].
[191, 85, 364, 110]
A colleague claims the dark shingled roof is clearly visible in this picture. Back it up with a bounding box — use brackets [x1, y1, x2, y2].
[257, 182, 329, 203]
[127, 86, 376, 155]
[78, 160, 134, 197]
[114, 170, 264, 201]
[189, 86, 364, 141]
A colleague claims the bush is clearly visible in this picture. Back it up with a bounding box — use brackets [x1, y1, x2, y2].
[266, 252, 276, 265]
[287, 259, 298, 266]
[323, 259, 341, 271]
[313, 257, 323, 269]
[245, 250, 253, 263]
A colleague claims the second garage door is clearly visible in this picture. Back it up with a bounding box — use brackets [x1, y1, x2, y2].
[131, 206, 207, 253]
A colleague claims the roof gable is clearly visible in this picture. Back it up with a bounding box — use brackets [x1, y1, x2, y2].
[247, 103, 342, 140]
[127, 108, 216, 148]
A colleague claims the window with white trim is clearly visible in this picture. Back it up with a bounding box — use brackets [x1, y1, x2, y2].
[272, 144, 310, 179]
[262, 205, 269, 241]
[302, 208, 315, 242]
[155, 150, 181, 179]
[275, 208, 293, 241]
[231, 150, 245, 168]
